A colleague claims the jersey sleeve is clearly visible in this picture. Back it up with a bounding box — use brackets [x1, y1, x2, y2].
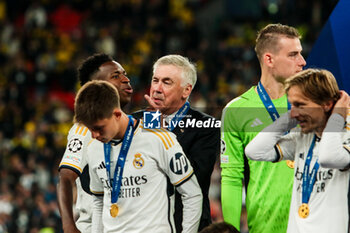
[59, 124, 92, 175]
[245, 112, 297, 162]
[220, 105, 245, 230]
[148, 128, 195, 186]
[274, 129, 298, 161]
[319, 113, 350, 169]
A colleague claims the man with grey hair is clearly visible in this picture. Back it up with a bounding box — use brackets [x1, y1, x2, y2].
[144, 54, 197, 115]
[134, 54, 220, 232]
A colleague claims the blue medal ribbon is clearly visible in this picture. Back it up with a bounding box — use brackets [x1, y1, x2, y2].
[104, 115, 135, 204]
[167, 101, 190, 131]
[302, 135, 320, 204]
[257, 82, 291, 122]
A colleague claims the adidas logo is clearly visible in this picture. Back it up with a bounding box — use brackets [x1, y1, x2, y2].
[250, 118, 263, 127]
[98, 162, 106, 170]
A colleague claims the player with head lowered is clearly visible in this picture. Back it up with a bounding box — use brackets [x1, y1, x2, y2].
[74, 80, 202, 232]
[57, 53, 132, 233]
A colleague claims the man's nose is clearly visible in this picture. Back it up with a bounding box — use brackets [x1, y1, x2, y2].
[299, 54, 306, 67]
[152, 82, 163, 93]
[121, 74, 130, 83]
[91, 131, 100, 139]
[290, 106, 299, 118]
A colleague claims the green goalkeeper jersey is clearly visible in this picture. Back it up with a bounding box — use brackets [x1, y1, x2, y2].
[220, 87, 294, 233]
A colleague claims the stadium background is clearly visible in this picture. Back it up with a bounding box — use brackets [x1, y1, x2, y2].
[0, 0, 339, 232]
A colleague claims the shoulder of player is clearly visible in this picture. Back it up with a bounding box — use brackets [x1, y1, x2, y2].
[68, 123, 92, 139]
[83, 139, 105, 167]
[140, 126, 177, 150]
[223, 87, 258, 112]
[221, 88, 260, 130]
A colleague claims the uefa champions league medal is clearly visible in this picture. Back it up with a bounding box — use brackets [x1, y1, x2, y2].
[110, 203, 119, 218]
[298, 203, 309, 218]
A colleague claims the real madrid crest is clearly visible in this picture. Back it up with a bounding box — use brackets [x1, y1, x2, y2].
[133, 153, 144, 169]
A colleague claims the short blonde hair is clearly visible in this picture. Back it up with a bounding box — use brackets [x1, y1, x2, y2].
[285, 68, 340, 105]
[255, 23, 301, 62]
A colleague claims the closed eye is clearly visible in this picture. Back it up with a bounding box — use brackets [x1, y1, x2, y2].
[289, 52, 298, 57]
[163, 80, 172, 85]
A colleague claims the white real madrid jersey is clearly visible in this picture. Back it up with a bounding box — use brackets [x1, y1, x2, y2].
[60, 123, 90, 175]
[59, 123, 93, 232]
[277, 124, 350, 233]
[88, 121, 195, 233]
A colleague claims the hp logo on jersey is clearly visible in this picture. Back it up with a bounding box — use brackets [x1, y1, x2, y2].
[143, 110, 161, 129]
[170, 153, 189, 175]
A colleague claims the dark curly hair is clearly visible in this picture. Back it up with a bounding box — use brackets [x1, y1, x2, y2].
[77, 53, 113, 86]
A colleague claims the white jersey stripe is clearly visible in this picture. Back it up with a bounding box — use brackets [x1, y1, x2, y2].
[83, 127, 89, 136]
[78, 126, 85, 135]
[155, 129, 173, 147]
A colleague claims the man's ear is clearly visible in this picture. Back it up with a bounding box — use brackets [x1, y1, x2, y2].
[322, 100, 334, 113]
[263, 53, 274, 68]
[182, 84, 192, 99]
[113, 108, 122, 119]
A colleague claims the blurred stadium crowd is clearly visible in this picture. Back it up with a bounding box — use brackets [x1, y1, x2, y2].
[0, 0, 338, 232]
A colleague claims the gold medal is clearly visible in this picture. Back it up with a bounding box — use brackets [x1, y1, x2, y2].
[110, 203, 119, 218]
[298, 203, 309, 218]
[286, 160, 294, 169]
